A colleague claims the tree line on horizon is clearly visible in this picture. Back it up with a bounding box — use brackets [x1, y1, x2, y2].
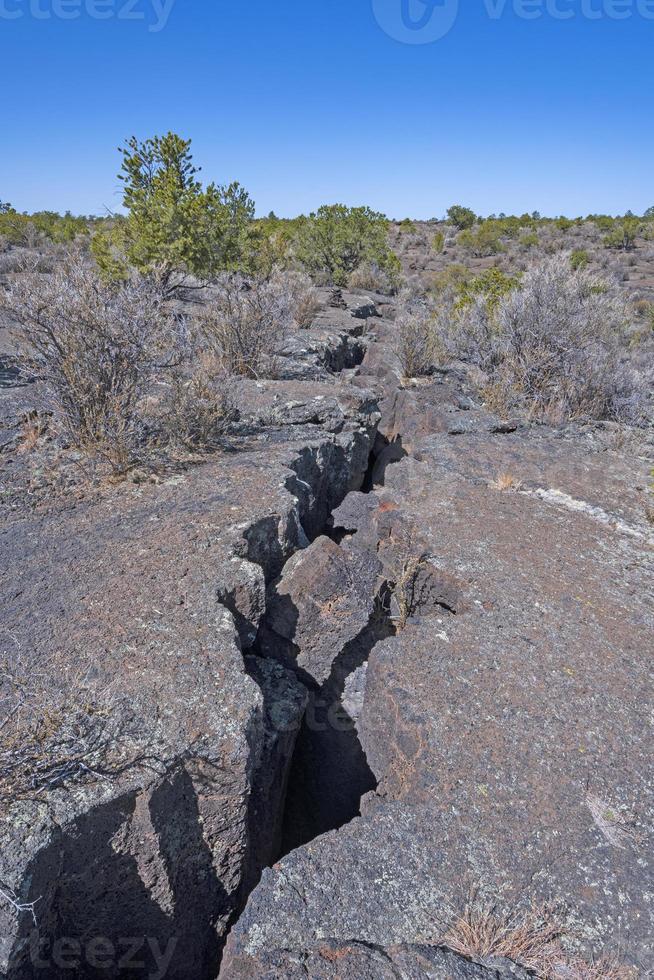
[1, 133, 653, 290]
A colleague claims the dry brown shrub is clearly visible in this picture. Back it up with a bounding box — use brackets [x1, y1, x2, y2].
[272, 270, 323, 328]
[1, 255, 185, 474]
[394, 292, 438, 379]
[433, 256, 644, 424]
[349, 260, 400, 296]
[201, 273, 294, 378]
[0, 638, 158, 808]
[164, 353, 237, 451]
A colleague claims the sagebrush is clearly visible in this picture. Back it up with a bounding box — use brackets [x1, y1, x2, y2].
[1, 256, 185, 473]
[432, 255, 643, 423]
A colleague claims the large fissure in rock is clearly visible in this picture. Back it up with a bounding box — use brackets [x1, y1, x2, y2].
[361, 431, 408, 492]
[208, 418, 396, 970]
[248, 434, 406, 859]
[242, 383, 412, 867]
[278, 600, 394, 853]
[238, 419, 407, 863]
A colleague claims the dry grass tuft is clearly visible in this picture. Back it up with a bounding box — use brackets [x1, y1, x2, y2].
[16, 412, 49, 455]
[491, 471, 522, 492]
[442, 898, 634, 979]
[553, 956, 637, 980]
[444, 900, 564, 975]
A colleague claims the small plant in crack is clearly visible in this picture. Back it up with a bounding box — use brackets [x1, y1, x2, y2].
[387, 552, 432, 630]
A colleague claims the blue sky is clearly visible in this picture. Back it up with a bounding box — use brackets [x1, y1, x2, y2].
[1, 0, 652, 218]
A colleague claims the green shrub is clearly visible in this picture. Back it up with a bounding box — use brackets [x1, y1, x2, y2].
[398, 218, 417, 234]
[0, 208, 90, 246]
[431, 263, 471, 293]
[294, 203, 398, 288]
[519, 232, 539, 249]
[447, 205, 477, 230]
[490, 216, 524, 239]
[454, 267, 520, 315]
[92, 133, 255, 294]
[603, 218, 639, 251]
[592, 215, 616, 233]
[570, 249, 590, 271]
[432, 231, 445, 254]
[458, 221, 505, 257]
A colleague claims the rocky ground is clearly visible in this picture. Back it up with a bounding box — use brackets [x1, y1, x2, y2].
[0, 273, 652, 979]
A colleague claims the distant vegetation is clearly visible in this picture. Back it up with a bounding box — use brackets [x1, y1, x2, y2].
[0, 205, 97, 247]
[3, 174, 654, 283]
[1, 136, 651, 481]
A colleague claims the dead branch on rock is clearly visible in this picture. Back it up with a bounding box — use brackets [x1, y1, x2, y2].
[0, 884, 41, 926]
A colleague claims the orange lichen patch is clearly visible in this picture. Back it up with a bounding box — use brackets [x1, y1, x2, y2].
[378, 500, 400, 513]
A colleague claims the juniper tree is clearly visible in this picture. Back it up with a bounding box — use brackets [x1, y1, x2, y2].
[92, 133, 254, 293]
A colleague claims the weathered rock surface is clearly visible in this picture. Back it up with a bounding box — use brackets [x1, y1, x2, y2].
[277, 287, 381, 379]
[258, 534, 382, 686]
[221, 335, 654, 977]
[220, 937, 533, 979]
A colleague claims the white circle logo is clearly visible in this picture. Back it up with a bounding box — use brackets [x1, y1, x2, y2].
[372, 0, 460, 43]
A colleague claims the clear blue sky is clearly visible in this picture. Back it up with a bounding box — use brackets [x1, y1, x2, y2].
[1, 0, 652, 218]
